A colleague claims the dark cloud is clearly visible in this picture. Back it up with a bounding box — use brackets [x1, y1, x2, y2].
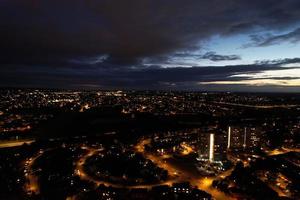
[1, 0, 300, 91]
[201, 52, 241, 61]
[1, 59, 298, 91]
[171, 52, 241, 62]
[254, 57, 300, 65]
[1, 0, 300, 66]
[245, 27, 300, 47]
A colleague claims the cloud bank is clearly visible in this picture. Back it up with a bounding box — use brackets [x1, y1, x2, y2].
[1, 0, 300, 91]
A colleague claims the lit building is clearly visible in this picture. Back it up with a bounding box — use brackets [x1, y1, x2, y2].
[228, 126, 263, 150]
[243, 127, 247, 148]
[209, 133, 214, 162]
[196, 131, 229, 174]
[197, 131, 227, 161]
[227, 126, 231, 149]
[230, 127, 245, 149]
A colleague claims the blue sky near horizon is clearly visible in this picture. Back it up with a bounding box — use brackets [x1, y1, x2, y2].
[197, 32, 300, 66]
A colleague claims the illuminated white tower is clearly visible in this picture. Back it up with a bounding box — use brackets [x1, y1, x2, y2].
[209, 133, 214, 162]
[243, 127, 247, 148]
[227, 126, 231, 149]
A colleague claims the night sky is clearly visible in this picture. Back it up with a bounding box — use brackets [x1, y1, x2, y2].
[1, 0, 300, 92]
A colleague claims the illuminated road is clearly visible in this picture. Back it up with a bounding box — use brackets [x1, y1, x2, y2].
[74, 145, 175, 189]
[258, 172, 291, 198]
[22, 140, 300, 199]
[193, 168, 235, 200]
[74, 140, 298, 199]
[74, 146, 113, 187]
[266, 147, 300, 156]
[23, 149, 46, 195]
[75, 143, 188, 189]
[262, 147, 300, 198]
[23, 139, 236, 199]
[0, 139, 35, 148]
[180, 142, 194, 155]
[135, 138, 235, 200]
[21, 138, 243, 199]
[24, 148, 57, 195]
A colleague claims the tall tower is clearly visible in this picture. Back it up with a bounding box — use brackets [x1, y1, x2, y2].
[227, 126, 231, 149]
[243, 127, 247, 148]
[209, 133, 214, 162]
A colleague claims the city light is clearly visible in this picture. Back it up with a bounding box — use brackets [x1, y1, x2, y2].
[0, 89, 299, 200]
